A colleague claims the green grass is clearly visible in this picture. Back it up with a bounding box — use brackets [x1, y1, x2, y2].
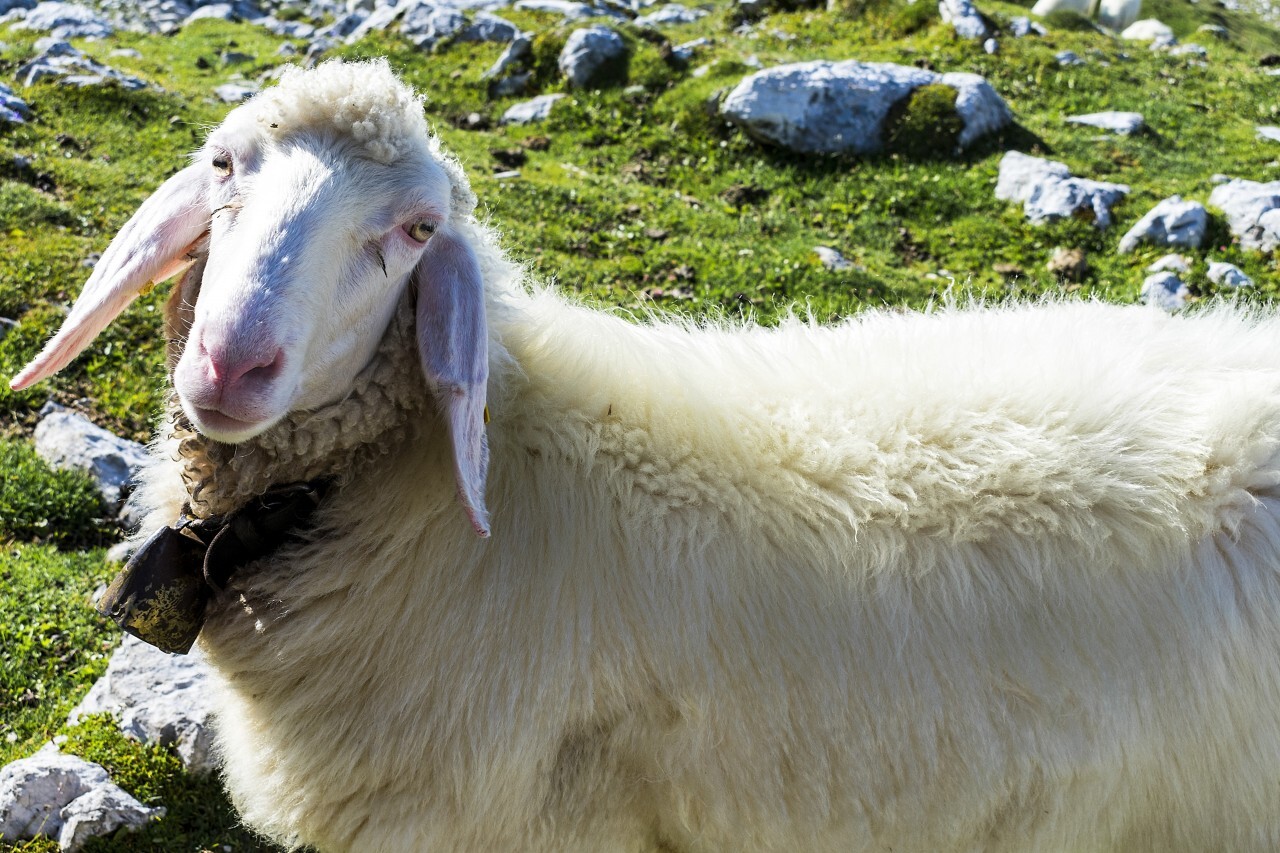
[2, 0, 1279, 847]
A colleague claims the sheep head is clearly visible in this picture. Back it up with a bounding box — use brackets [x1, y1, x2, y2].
[9, 60, 491, 536]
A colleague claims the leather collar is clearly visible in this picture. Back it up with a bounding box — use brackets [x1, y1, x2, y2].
[97, 480, 331, 654]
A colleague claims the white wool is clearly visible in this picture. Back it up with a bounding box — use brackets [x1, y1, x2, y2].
[97, 65, 1280, 851]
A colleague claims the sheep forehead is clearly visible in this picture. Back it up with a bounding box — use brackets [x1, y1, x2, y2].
[235, 59, 434, 166]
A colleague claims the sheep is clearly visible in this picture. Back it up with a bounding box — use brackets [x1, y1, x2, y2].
[12, 58, 1280, 852]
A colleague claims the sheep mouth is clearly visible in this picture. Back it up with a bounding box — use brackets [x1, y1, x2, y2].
[184, 403, 279, 444]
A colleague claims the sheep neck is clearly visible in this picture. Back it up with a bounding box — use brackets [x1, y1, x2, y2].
[166, 289, 428, 519]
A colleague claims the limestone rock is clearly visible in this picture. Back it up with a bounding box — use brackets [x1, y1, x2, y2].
[634, 2, 705, 26]
[995, 151, 1129, 228]
[814, 246, 854, 271]
[0, 744, 161, 850]
[938, 0, 987, 39]
[1147, 253, 1191, 273]
[1065, 110, 1144, 135]
[1207, 261, 1253, 288]
[1208, 178, 1280, 253]
[214, 81, 259, 102]
[16, 39, 146, 89]
[501, 93, 567, 124]
[12, 2, 113, 39]
[69, 635, 218, 773]
[1117, 195, 1208, 254]
[1140, 272, 1191, 311]
[34, 404, 148, 509]
[558, 25, 627, 88]
[719, 60, 1010, 156]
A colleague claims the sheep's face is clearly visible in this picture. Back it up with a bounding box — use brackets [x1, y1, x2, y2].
[172, 123, 454, 442]
[10, 60, 493, 535]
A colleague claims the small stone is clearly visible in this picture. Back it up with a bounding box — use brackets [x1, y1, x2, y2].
[1065, 111, 1144, 135]
[1207, 261, 1253, 288]
[1117, 196, 1208, 254]
[634, 3, 706, 27]
[1055, 50, 1085, 66]
[69, 635, 219, 773]
[1140, 272, 1191, 311]
[214, 82, 258, 102]
[1009, 16, 1046, 37]
[108, 48, 141, 58]
[13, 2, 113, 39]
[1047, 247, 1088, 281]
[501, 93, 567, 125]
[814, 246, 854, 271]
[1258, 126, 1280, 143]
[995, 151, 1129, 229]
[1168, 42, 1206, 57]
[58, 784, 164, 851]
[1207, 178, 1280, 253]
[938, 0, 988, 39]
[1198, 23, 1228, 39]
[983, 38, 998, 54]
[558, 25, 628, 89]
[1146, 253, 1191, 273]
[34, 405, 149, 509]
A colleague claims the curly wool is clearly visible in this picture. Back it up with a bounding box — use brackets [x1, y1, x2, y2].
[168, 288, 427, 519]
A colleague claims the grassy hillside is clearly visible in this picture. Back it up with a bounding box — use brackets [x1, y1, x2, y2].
[1, 0, 1278, 847]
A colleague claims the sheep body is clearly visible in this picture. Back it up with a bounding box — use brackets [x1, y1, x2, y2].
[16, 61, 1280, 851]
[147, 293, 1280, 852]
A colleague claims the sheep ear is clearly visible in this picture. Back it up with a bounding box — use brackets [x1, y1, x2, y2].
[10, 163, 210, 391]
[413, 227, 490, 538]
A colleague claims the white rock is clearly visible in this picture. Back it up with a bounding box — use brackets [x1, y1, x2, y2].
[15, 40, 146, 90]
[983, 37, 998, 54]
[399, 3, 465, 48]
[482, 33, 531, 78]
[1258, 126, 1280, 143]
[1065, 110, 1144, 134]
[558, 25, 627, 88]
[1208, 178, 1280, 252]
[1168, 42, 1206, 56]
[1121, 18, 1174, 41]
[1117, 195, 1208, 253]
[1198, 23, 1228, 39]
[214, 81, 258, 102]
[1009, 16, 1046, 37]
[58, 784, 164, 851]
[500, 92, 566, 124]
[634, 2, 705, 26]
[1140, 272, 1191, 311]
[0, 747, 109, 843]
[1207, 261, 1253, 288]
[1055, 50, 1085, 66]
[720, 60, 1010, 156]
[995, 151, 1129, 229]
[457, 11, 520, 42]
[513, 0, 596, 18]
[34, 405, 148, 508]
[1146, 253, 1191, 273]
[938, 0, 987, 39]
[12, 2, 112, 38]
[814, 246, 854, 271]
[0, 83, 29, 123]
[69, 635, 219, 774]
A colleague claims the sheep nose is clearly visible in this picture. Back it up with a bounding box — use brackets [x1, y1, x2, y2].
[199, 336, 286, 396]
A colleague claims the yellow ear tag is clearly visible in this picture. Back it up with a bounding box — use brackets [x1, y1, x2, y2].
[139, 280, 156, 296]
[483, 405, 491, 424]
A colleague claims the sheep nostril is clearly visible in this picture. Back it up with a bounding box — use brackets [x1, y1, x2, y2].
[232, 349, 286, 387]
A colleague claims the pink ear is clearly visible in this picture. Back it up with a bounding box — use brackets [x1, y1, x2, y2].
[414, 227, 490, 538]
[10, 163, 210, 391]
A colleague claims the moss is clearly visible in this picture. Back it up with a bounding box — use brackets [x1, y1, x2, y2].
[882, 84, 965, 159]
[1043, 9, 1098, 31]
[530, 28, 569, 89]
[0, 440, 109, 548]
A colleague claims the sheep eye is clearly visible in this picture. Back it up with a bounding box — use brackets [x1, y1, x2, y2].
[406, 221, 436, 243]
[212, 154, 233, 177]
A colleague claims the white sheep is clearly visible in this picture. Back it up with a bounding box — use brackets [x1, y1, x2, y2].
[13, 59, 1280, 852]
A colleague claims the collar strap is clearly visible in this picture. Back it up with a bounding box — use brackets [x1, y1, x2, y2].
[97, 480, 331, 654]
